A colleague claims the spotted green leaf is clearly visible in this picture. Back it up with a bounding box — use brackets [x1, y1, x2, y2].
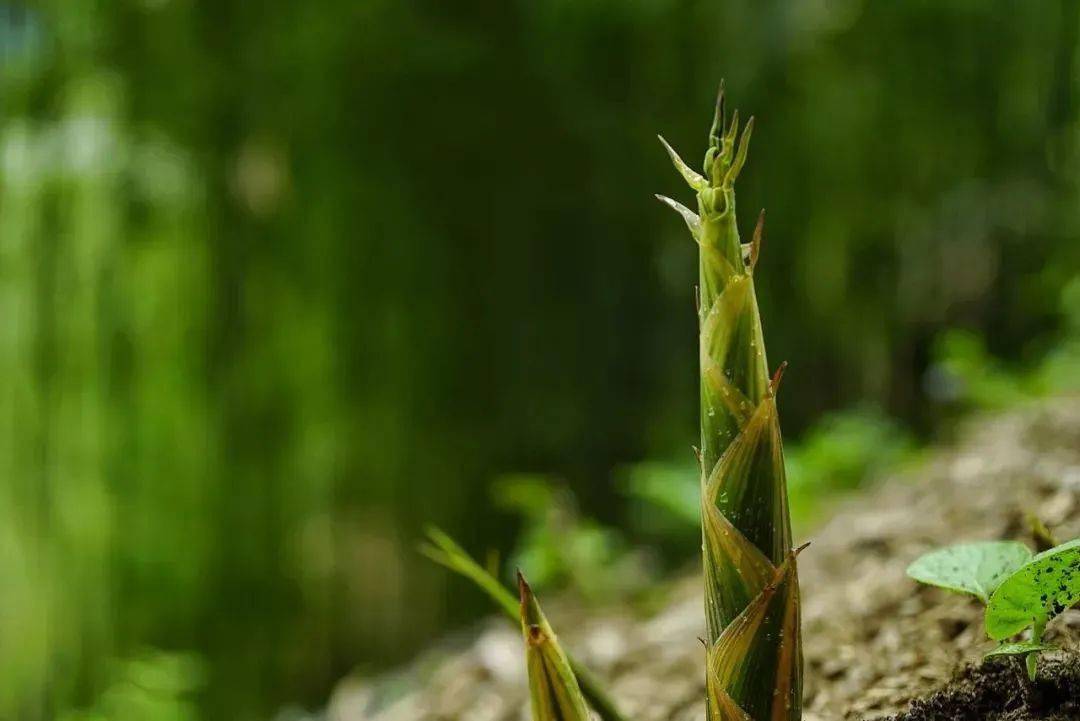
[906, 541, 1033, 602]
[986, 538, 1080, 640]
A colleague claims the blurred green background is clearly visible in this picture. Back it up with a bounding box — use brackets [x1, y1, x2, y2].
[3, 1, 1080, 719]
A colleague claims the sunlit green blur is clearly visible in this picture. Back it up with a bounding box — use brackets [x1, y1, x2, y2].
[2, 2, 1079, 719]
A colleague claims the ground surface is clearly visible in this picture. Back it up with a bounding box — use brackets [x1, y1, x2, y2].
[890, 656, 1080, 721]
[335, 400, 1080, 720]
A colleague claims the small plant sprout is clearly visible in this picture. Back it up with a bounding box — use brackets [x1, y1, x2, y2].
[423, 86, 802, 721]
[986, 538, 1080, 678]
[908, 538, 1080, 680]
[419, 528, 627, 721]
[659, 83, 802, 720]
[518, 572, 591, 721]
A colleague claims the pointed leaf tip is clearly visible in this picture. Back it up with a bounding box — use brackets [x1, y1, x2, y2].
[517, 570, 535, 618]
[656, 194, 702, 241]
[428, 539, 625, 721]
[724, 116, 753, 187]
[658, 135, 707, 189]
[725, 109, 740, 149]
[769, 361, 788, 395]
[752, 209, 764, 266]
[709, 79, 726, 147]
[517, 570, 592, 721]
[517, 569, 530, 601]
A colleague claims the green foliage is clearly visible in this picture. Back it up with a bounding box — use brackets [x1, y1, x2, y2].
[493, 475, 653, 600]
[906, 542, 1033, 603]
[622, 461, 701, 533]
[59, 652, 204, 721]
[909, 538, 1080, 681]
[7, 3, 1080, 718]
[928, 331, 1036, 408]
[420, 528, 519, 620]
[986, 538, 1080, 641]
[784, 407, 914, 526]
[929, 275, 1080, 409]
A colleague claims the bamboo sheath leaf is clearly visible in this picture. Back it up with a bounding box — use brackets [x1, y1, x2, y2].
[700, 482, 773, 641]
[661, 85, 802, 721]
[518, 572, 592, 721]
[420, 528, 627, 721]
[707, 552, 803, 721]
[655, 194, 702, 241]
[707, 395, 792, 570]
[658, 135, 708, 190]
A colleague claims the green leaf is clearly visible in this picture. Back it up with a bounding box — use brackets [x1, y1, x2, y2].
[419, 526, 518, 619]
[906, 541, 1033, 602]
[986, 538, 1080, 640]
[655, 194, 701, 241]
[657, 135, 707, 190]
[983, 641, 1058, 659]
[722, 117, 753, 188]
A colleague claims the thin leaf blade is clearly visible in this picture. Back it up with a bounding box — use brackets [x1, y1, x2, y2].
[655, 194, 702, 241]
[420, 526, 518, 619]
[658, 135, 708, 190]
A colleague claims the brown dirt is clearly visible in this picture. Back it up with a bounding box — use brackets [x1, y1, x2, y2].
[334, 399, 1080, 720]
[890, 655, 1080, 721]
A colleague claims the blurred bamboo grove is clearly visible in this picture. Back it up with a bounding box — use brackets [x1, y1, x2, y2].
[2, 1, 1080, 719]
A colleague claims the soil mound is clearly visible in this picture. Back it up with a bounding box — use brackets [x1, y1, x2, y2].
[892, 655, 1080, 721]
